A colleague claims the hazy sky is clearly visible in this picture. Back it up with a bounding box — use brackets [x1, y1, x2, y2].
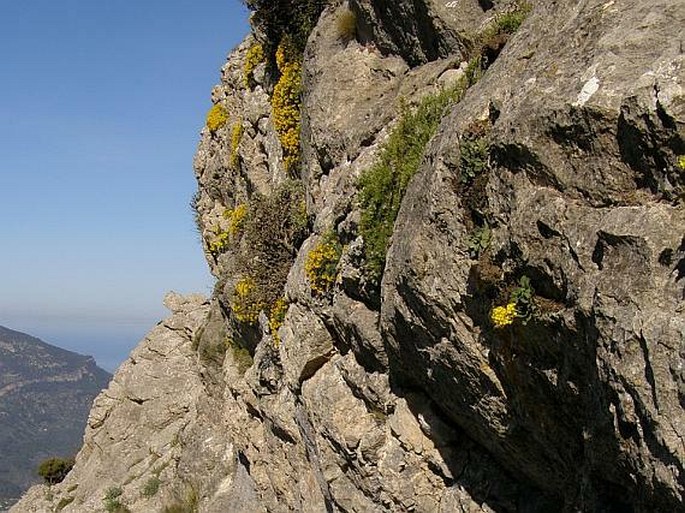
[0, 1, 249, 371]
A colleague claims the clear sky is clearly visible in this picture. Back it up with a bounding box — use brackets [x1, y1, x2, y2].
[0, 1, 249, 371]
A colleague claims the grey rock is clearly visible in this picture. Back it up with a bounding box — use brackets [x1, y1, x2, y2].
[383, 0, 685, 510]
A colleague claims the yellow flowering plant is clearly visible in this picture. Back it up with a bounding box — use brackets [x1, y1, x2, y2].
[206, 104, 229, 133]
[243, 43, 265, 86]
[268, 297, 288, 346]
[490, 275, 535, 328]
[232, 277, 263, 324]
[230, 121, 243, 170]
[271, 40, 302, 173]
[491, 303, 517, 328]
[305, 231, 342, 295]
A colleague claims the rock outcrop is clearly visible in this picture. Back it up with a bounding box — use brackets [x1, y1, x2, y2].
[12, 0, 684, 512]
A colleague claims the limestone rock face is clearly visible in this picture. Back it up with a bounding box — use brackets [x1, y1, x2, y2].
[12, 0, 685, 512]
[10, 293, 209, 513]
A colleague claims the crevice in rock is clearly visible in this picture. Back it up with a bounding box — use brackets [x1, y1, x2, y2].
[636, 332, 659, 412]
[294, 402, 336, 513]
[267, 420, 297, 445]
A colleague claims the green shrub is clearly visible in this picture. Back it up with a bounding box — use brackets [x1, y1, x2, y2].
[103, 487, 130, 513]
[510, 275, 535, 323]
[231, 180, 308, 324]
[189, 191, 202, 237]
[162, 485, 198, 513]
[242, 0, 327, 56]
[37, 457, 74, 485]
[493, 2, 532, 34]
[206, 104, 229, 133]
[467, 225, 491, 259]
[336, 9, 357, 42]
[142, 476, 161, 498]
[358, 70, 478, 283]
[477, 1, 532, 63]
[460, 134, 490, 184]
[305, 231, 342, 295]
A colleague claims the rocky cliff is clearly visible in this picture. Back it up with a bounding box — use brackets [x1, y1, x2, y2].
[11, 0, 685, 512]
[0, 326, 110, 510]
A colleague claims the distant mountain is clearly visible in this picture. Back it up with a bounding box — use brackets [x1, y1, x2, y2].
[0, 325, 111, 509]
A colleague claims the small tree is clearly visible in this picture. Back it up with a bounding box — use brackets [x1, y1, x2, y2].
[37, 456, 74, 484]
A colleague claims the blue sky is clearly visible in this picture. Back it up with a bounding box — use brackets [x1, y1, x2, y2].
[0, 1, 249, 371]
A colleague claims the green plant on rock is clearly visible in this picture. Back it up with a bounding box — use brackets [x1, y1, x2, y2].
[358, 70, 479, 284]
[231, 180, 308, 325]
[460, 133, 490, 184]
[490, 275, 535, 328]
[271, 40, 302, 173]
[510, 275, 535, 323]
[190, 191, 202, 237]
[206, 104, 229, 133]
[678, 155, 685, 170]
[161, 485, 198, 513]
[242, 0, 327, 57]
[103, 487, 130, 513]
[37, 457, 74, 485]
[476, 1, 532, 65]
[305, 231, 342, 295]
[493, 1, 532, 34]
[467, 225, 492, 259]
[243, 42, 265, 86]
[142, 476, 161, 498]
[230, 120, 243, 170]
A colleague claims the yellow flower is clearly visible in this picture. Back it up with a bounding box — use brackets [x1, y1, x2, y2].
[269, 298, 288, 347]
[305, 233, 342, 295]
[208, 230, 229, 254]
[206, 104, 229, 133]
[491, 302, 517, 328]
[243, 43, 265, 86]
[232, 277, 263, 324]
[226, 203, 247, 237]
[271, 41, 302, 173]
